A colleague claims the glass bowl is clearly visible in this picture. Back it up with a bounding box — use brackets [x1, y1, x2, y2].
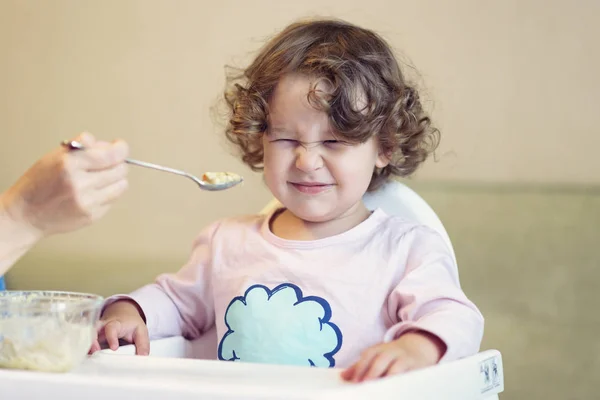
[0, 290, 104, 372]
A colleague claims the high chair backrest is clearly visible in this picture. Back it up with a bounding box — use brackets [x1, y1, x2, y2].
[260, 180, 457, 263]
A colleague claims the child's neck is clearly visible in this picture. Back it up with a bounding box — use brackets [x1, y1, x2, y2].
[270, 202, 372, 241]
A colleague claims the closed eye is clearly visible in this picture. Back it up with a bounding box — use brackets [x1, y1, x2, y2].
[272, 139, 298, 144]
[323, 140, 350, 148]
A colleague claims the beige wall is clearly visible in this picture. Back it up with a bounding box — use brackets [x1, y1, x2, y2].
[3, 0, 600, 179]
[2, 1, 599, 187]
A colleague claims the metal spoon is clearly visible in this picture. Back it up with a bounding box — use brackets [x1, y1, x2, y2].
[61, 140, 243, 191]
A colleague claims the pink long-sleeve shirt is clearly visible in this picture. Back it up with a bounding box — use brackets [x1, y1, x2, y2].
[118, 208, 484, 368]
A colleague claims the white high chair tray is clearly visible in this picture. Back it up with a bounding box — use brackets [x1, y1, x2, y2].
[0, 336, 504, 399]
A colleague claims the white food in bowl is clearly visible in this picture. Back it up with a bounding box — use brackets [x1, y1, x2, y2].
[0, 316, 94, 372]
[0, 290, 103, 373]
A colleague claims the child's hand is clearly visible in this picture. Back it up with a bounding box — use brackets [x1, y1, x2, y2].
[89, 300, 150, 356]
[341, 331, 446, 383]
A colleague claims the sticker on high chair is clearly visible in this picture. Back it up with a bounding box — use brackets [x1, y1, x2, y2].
[479, 355, 502, 394]
[217, 283, 343, 367]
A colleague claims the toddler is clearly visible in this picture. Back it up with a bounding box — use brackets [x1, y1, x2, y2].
[93, 18, 484, 383]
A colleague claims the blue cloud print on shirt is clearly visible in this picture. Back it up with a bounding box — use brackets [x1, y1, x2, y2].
[217, 283, 343, 367]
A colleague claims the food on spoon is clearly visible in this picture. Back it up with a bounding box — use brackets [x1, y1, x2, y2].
[201, 172, 241, 185]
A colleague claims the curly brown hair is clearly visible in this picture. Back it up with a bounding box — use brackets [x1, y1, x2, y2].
[223, 18, 439, 191]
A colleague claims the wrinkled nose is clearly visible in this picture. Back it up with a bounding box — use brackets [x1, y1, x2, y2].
[295, 145, 324, 172]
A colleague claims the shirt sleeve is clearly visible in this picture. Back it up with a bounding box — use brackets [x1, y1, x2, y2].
[383, 226, 485, 362]
[103, 221, 220, 341]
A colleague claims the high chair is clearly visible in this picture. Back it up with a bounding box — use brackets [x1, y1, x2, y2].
[0, 180, 504, 400]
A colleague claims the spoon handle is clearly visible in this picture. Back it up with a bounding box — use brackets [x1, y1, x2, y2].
[124, 158, 191, 179]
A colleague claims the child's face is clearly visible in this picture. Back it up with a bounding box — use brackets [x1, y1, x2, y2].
[263, 73, 389, 223]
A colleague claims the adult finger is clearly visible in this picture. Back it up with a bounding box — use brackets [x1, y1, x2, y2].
[79, 140, 129, 171]
[74, 132, 97, 147]
[90, 163, 129, 189]
[133, 325, 150, 356]
[97, 178, 129, 206]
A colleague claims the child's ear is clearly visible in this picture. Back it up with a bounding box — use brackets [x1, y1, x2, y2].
[374, 135, 391, 168]
[375, 149, 391, 169]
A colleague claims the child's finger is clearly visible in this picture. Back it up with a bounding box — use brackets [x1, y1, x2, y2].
[362, 353, 395, 381]
[349, 349, 380, 382]
[103, 320, 123, 351]
[385, 358, 412, 376]
[96, 328, 108, 347]
[133, 324, 150, 356]
[88, 339, 101, 354]
[340, 364, 356, 381]
[92, 320, 107, 349]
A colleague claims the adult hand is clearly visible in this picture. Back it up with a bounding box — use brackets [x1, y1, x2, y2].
[1, 132, 129, 237]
